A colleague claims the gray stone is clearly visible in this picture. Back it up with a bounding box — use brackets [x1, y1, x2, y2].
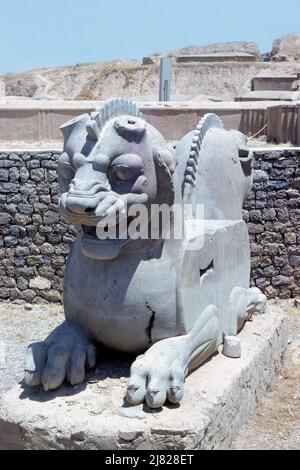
[40, 243, 55, 255]
[43, 210, 60, 225]
[14, 214, 31, 226]
[277, 207, 289, 222]
[4, 236, 17, 247]
[222, 336, 241, 358]
[266, 181, 289, 190]
[39, 290, 61, 303]
[292, 178, 300, 190]
[262, 208, 276, 221]
[21, 99, 266, 410]
[19, 168, 29, 183]
[17, 203, 33, 215]
[0, 169, 9, 182]
[29, 277, 51, 290]
[16, 277, 28, 291]
[286, 189, 299, 198]
[284, 232, 297, 245]
[249, 210, 262, 223]
[9, 168, 19, 183]
[272, 275, 294, 287]
[15, 258, 26, 268]
[0, 277, 16, 288]
[0, 214, 12, 225]
[253, 170, 268, 183]
[26, 160, 40, 169]
[0, 306, 288, 450]
[290, 256, 300, 267]
[248, 223, 264, 234]
[30, 169, 45, 182]
[255, 278, 270, 289]
[17, 290, 36, 303]
[0, 183, 19, 194]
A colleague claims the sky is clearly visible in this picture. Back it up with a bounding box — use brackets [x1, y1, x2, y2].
[0, 0, 299, 75]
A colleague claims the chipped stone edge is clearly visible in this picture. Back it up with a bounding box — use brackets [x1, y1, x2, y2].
[0, 308, 289, 450]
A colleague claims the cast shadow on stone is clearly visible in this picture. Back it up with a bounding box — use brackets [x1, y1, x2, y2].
[19, 345, 132, 403]
[19, 338, 220, 410]
[119, 349, 220, 414]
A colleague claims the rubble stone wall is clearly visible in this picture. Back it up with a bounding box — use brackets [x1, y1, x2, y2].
[0, 149, 299, 304]
[245, 150, 300, 299]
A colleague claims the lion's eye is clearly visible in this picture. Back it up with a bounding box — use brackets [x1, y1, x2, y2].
[59, 163, 75, 181]
[112, 165, 140, 182]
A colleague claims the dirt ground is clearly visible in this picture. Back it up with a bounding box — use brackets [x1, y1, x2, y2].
[230, 298, 300, 450]
[0, 299, 299, 449]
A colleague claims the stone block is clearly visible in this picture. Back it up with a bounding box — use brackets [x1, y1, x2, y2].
[0, 305, 289, 450]
[29, 277, 51, 290]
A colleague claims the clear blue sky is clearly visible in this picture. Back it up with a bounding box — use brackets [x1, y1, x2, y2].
[0, 0, 299, 75]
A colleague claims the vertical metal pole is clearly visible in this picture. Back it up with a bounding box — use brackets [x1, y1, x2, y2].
[159, 57, 172, 101]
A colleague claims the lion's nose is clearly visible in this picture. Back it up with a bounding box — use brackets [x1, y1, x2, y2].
[65, 195, 99, 215]
[69, 179, 111, 195]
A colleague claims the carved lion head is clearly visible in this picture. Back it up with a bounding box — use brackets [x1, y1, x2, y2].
[58, 99, 177, 260]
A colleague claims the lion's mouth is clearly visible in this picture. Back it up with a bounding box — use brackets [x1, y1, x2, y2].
[82, 225, 98, 239]
[81, 217, 135, 241]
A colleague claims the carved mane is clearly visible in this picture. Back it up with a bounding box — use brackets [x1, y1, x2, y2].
[183, 113, 223, 202]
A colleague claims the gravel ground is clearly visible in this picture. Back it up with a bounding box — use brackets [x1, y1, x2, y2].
[0, 299, 299, 449]
[230, 299, 300, 450]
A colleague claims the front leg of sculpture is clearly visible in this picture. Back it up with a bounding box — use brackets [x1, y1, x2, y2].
[126, 305, 219, 409]
[24, 321, 96, 391]
[229, 286, 267, 334]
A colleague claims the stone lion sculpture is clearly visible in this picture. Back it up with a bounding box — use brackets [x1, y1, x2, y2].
[25, 98, 266, 409]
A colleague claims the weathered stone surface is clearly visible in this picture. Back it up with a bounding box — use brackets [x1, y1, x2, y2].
[167, 42, 260, 57]
[19, 106, 268, 412]
[222, 336, 241, 358]
[0, 305, 288, 450]
[29, 277, 51, 290]
[272, 35, 300, 61]
[0, 213, 11, 225]
[0, 147, 298, 302]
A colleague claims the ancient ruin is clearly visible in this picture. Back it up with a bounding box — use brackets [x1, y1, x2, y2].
[21, 98, 266, 409]
[0, 32, 299, 451]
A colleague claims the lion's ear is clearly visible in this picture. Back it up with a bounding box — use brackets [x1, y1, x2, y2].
[156, 146, 178, 174]
[153, 150, 175, 207]
[57, 152, 75, 193]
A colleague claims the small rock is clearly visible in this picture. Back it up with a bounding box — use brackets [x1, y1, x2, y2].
[0, 213, 12, 225]
[0, 340, 7, 369]
[25, 304, 33, 311]
[222, 336, 241, 358]
[117, 405, 145, 420]
[29, 276, 51, 290]
[294, 299, 300, 309]
[118, 431, 141, 442]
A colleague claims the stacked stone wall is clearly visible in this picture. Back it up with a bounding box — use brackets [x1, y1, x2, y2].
[245, 150, 300, 299]
[0, 149, 299, 303]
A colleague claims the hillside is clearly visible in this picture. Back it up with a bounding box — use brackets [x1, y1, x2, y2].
[1, 38, 300, 102]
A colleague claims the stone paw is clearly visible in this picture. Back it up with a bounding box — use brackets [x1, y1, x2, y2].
[24, 321, 96, 391]
[247, 287, 267, 315]
[126, 338, 187, 409]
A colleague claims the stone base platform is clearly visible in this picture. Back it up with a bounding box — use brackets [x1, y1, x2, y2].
[0, 305, 288, 450]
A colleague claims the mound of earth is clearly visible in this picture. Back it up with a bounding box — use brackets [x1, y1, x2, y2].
[1, 39, 299, 101]
[272, 35, 300, 61]
[164, 41, 260, 57]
